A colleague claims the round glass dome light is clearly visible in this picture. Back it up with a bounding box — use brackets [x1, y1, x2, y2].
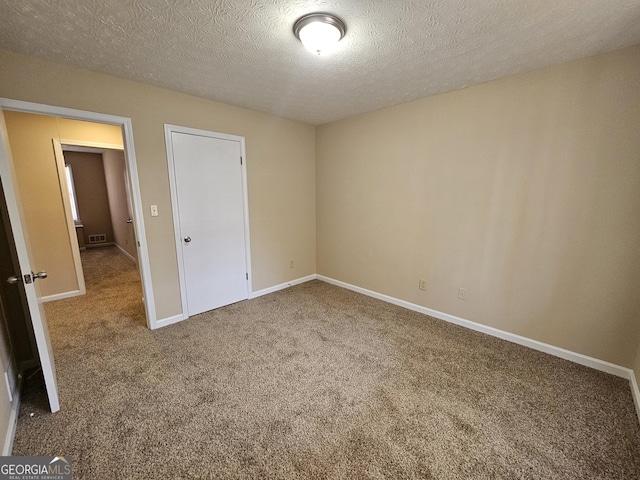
[294, 13, 346, 56]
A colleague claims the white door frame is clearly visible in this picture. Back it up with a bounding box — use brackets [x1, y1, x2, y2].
[164, 124, 252, 322]
[0, 97, 158, 329]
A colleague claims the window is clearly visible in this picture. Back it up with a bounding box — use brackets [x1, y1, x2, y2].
[65, 164, 81, 224]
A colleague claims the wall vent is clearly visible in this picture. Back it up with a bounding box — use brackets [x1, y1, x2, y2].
[88, 234, 107, 243]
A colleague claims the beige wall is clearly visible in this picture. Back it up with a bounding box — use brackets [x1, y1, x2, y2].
[65, 151, 114, 246]
[0, 49, 317, 320]
[3, 111, 123, 297]
[103, 149, 138, 262]
[317, 46, 640, 368]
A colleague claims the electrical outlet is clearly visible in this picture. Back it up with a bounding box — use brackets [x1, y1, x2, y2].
[289, 259, 294, 269]
[458, 288, 467, 300]
[418, 279, 427, 291]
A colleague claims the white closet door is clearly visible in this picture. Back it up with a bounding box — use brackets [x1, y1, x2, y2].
[169, 129, 249, 316]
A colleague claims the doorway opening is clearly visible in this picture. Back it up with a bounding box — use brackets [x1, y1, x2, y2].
[0, 97, 157, 413]
[0, 99, 155, 328]
[2, 110, 147, 326]
[53, 141, 141, 308]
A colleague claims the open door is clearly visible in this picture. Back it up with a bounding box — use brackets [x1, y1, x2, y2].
[0, 108, 60, 412]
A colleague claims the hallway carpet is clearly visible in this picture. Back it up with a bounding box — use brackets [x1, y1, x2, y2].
[12, 247, 640, 479]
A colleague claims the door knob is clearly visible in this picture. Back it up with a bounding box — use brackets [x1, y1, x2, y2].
[184, 236, 192, 243]
[6, 271, 47, 284]
[32, 271, 48, 280]
[126, 219, 133, 224]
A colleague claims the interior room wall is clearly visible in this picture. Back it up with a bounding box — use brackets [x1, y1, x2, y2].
[64, 151, 114, 246]
[316, 46, 640, 368]
[2, 111, 123, 297]
[103, 149, 138, 263]
[0, 49, 316, 320]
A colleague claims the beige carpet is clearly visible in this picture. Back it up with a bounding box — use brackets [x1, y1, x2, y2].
[12, 246, 640, 479]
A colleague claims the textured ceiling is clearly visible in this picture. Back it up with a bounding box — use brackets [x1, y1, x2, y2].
[1, 0, 639, 125]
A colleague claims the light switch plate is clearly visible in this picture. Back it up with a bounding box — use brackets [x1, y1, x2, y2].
[150, 205, 159, 217]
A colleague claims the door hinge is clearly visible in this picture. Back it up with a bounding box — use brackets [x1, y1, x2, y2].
[240, 156, 243, 165]
[246, 273, 248, 280]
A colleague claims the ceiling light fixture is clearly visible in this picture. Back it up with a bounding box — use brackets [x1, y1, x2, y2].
[293, 13, 346, 56]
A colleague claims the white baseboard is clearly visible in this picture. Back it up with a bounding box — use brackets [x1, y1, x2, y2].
[2, 374, 21, 456]
[84, 242, 115, 249]
[41, 290, 83, 303]
[250, 274, 317, 299]
[152, 313, 186, 330]
[630, 372, 640, 423]
[317, 275, 632, 380]
[115, 243, 137, 264]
